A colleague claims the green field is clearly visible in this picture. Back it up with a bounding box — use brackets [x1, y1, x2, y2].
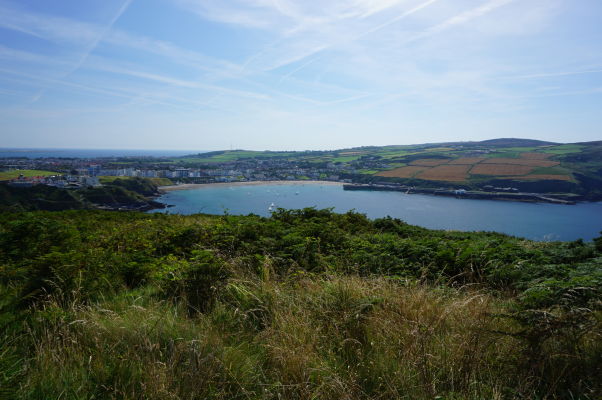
[484, 151, 522, 158]
[331, 155, 361, 162]
[496, 146, 538, 152]
[99, 176, 173, 186]
[176, 150, 303, 164]
[541, 144, 584, 154]
[0, 169, 59, 181]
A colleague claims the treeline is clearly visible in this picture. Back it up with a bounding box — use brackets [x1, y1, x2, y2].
[0, 209, 600, 398]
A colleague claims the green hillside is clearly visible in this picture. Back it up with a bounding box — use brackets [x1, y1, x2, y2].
[0, 177, 164, 212]
[173, 139, 602, 198]
[0, 170, 58, 181]
[1, 209, 600, 399]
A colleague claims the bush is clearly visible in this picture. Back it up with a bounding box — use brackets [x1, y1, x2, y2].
[161, 250, 229, 314]
[594, 232, 602, 252]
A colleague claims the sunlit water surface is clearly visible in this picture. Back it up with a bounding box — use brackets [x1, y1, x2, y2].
[152, 183, 602, 241]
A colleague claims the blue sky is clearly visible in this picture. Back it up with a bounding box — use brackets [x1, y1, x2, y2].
[1, 0, 601, 150]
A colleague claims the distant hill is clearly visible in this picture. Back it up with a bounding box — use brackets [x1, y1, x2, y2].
[173, 139, 602, 199]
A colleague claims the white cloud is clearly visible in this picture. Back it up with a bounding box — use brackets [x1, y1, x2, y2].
[404, 0, 518, 44]
[2, 0, 600, 148]
[0, 3, 102, 44]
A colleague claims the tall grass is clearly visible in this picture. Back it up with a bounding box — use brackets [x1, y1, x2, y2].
[1, 210, 600, 398]
[11, 275, 584, 399]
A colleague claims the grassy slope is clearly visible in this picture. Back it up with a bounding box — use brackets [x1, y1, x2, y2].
[173, 141, 600, 190]
[0, 209, 600, 399]
[0, 178, 163, 211]
[0, 170, 58, 181]
[99, 176, 173, 186]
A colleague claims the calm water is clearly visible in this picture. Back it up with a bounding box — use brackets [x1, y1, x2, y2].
[153, 183, 602, 242]
[0, 148, 206, 159]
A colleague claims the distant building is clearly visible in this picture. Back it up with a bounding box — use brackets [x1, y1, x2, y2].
[174, 168, 190, 178]
[88, 164, 101, 176]
[81, 176, 101, 187]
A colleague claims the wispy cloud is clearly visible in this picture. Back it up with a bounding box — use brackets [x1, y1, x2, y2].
[0, 2, 242, 78]
[504, 68, 602, 80]
[104, 30, 242, 78]
[91, 61, 271, 100]
[0, 3, 101, 44]
[31, 0, 134, 103]
[404, 0, 517, 44]
[1, 0, 600, 148]
[67, 0, 134, 76]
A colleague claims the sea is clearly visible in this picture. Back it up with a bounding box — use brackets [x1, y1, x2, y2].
[0, 148, 204, 159]
[152, 183, 602, 242]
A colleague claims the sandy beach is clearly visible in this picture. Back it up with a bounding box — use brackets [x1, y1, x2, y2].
[158, 180, 344, 192]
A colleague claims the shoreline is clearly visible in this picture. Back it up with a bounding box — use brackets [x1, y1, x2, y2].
[342, 184, 577, 205]
[158, 180, 344, 192]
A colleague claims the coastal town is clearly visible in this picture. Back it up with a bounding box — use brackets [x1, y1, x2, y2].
[0, 153, 361, 186]
[2, 139, 601, 205]
[0, 149, 581, 205]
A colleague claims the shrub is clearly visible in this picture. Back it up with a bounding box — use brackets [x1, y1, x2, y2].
[594, 232, 602, 252]
[161, 250, 229, 314]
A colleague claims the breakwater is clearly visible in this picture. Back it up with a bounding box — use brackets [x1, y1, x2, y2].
[343, 184, 576, 205]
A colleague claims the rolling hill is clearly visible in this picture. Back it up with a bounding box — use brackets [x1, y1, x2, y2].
[174, 139, 602, 199]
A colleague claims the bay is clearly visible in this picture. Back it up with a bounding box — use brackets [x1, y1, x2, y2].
[153, 183, 602, 242]
[0, 148, 206, 159]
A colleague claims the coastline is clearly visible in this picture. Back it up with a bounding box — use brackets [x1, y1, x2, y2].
[159, 180, 344, 192]
[342, 183, 577, 205]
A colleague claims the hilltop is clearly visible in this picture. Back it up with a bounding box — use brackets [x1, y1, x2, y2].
[0, 209, 600, 398]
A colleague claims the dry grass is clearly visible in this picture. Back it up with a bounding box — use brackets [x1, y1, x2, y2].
[470, 164, 534, 176]
[415, 165, 471, 182]
[482, 158, 559, 167]
[448, 157, 485, 165]
[376, 166, 426, 178]
[409, 159, 450, 167]
[19, 277, 524, 399]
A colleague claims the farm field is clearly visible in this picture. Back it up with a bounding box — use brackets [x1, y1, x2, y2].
[448, 157, 485, 164]
[481, 158, 559, 167]
[519, 152, 552, 160]
[415, 164, 471, 182]
[375, 166, 425, 178]
[367, 141, 584, 185]
[470, 164, 534, 176]
[409, 158, 450, 167]
[541, 144, 584, 154]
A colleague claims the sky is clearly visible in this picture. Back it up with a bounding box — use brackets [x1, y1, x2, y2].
[0, 0, 601, 151]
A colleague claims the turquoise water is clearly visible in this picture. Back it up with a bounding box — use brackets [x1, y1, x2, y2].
[153, 183, 602, 242]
